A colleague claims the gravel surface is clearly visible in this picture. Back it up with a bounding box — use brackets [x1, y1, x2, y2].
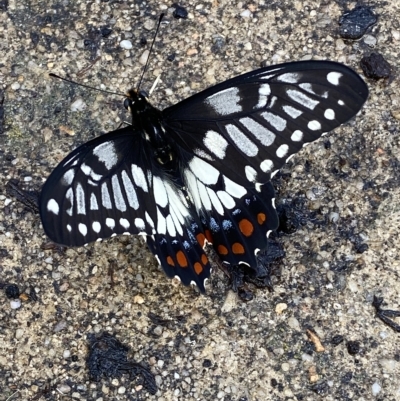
[1, 1, 400, 400]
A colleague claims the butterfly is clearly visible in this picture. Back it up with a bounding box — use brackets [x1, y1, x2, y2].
[39, 60, 368, 292]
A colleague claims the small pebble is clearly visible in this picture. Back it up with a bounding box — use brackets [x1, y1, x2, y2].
[363, 35, 377, 47]
[120, 40, 133, 50]
[117, 386, 126, 394]
[281, 363, 290, 372]
[139, 50, 149, 65]
[153, 326, 163, 336]
[11, 82, 20, 90]
[15, 328, 24, 339]
[240, 10, 251, 18]
[70, 98, 86, 112]
[10, 299, 22, 309]
[57, 384, 71, 394]
[63, 350, 71, 358]
[275, 303, 287, 314]
[372, 382, 381, 396]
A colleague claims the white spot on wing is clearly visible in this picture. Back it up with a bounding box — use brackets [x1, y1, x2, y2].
[156, 208, 167, 235]
[255, 83, 271, 108]
[205, 87, 241, 115]
[92, 221, 101, 233]
[153, 176, 168, 207]
[106, 218, 115, 229]
[260, 159, 273, 173]
[206, 188, 224, 215]
[78, 223, 87, 236]
[112, 174, 126, 212]
[327, 71, 342, 86]
[239, 117, 276, 146]
[245, 165, 257, 182]
[282, 105, 303, 119]
[324, 109, 335, 120]
[338, 99, 345, 106]
[260, 111, 287, 131]
[135, 218, 146, 231]
[166, 215, 176, 236]
[204, 130, 228, 159]
[47, 199, 59, 215]
[198, 181, 212, 211]
[121, 170, 139, 210]
[66, 224, 72, 232]
[277, 72, 299, 83]
[90, 193, 98, 210]
[291, 130, 303, 142]
[120, 218, 130, 230]
[62, 170, 75, 186]
[276, 144, 289, 158]
[217, 191, 235, 209]
[132, 164, 148, 192]
[101, 183, 112, 209]
[224, 176, 247, 198]
[66, 188, 74, 216]
[93, 141, 118, 170]
[145, 212, 154, 228]
[76, 183, 86, 215]
[286, 89, 319, 110]
[225, 124, 258, 157]
[308, 120, 321, 131]
[188, 157, 219, 185]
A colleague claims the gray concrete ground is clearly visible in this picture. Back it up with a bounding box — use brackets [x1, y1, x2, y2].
[1, 1, 400, 400]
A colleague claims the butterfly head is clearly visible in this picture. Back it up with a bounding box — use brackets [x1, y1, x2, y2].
[124, 89, 151, 113]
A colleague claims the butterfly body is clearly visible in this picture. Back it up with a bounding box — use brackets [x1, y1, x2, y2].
[40, 61, 368, 292]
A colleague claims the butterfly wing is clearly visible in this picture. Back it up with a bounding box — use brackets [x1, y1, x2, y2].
[163, 60, 368, 188]
[39, 126, 215, 290]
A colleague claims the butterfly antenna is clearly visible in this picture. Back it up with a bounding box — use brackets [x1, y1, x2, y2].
[49, 73, 126, 97]
[137, 13, 165, 91]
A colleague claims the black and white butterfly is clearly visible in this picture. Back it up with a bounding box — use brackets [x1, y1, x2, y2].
[39, 60, 368, 292]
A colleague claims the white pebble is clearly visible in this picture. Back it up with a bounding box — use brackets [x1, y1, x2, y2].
[287, 317, 301, 331]
[117, 386, 126, 394]
[11, 82, 20, 90]
[240, 10, 251, 18]
[10, 299, 22, 309]
[70, 98, 86, 112]
[120, 40, 133, 50]
[139, 50, 150, 65]
[372, 382, 381, 396]
[57, 384, 71, 393]
[243, 42, 252, 51]
[363, 35, 377, 47]
[281, 362, 290, 372]
[15, 328, 24, 339]
[23, 176, 32, 182]
[63, 350, 71, 358]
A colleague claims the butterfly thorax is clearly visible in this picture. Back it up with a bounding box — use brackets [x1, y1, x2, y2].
[126, 89, 175, 168]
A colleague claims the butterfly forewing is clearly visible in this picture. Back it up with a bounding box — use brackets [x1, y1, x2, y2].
[163, 61, 368, 188]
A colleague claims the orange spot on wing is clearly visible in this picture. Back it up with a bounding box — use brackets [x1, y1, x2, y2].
[257, 213, 266, 225]
[176, 251, 188, 268]
[166, 256, 175, 266]
[196, 233, 206, 247]
[217, 245, 228, 255]
[194, 262, 203, 275]
[201, 254, 208, 265]
[232, 242, 245, 254]
[239, 219, 254, 236]
[205, 229, 213, 243]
